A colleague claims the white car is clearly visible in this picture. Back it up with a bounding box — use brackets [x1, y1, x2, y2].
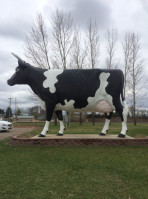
[0, 120, 12, 132]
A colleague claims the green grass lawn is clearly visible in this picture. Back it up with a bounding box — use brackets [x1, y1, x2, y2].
[18, 122, 148, 138]
[0, 122, 147, 199]
[0, 139, 148, 199]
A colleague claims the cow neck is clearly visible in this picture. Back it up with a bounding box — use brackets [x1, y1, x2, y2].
[27, 66, 45, 98]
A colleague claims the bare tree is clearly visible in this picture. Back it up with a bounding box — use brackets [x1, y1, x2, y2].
[51, 9, 73, 70]
[70, 28, 87, 124]
[25, 13, 50, 69]
[128, 33, 144, 125]
[70, 28, 87, 69]
[122, 32, 131, 98]
[24, 13, 52, 114]
[50, 9, 73, 126]
[86, 19, 100, 125]
[105, 28, 118, 69]
[86, 19, 100, 69]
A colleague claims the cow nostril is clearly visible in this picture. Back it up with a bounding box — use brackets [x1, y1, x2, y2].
[7, 79, 13, 86]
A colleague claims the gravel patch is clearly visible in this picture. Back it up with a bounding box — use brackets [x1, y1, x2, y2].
[0, 126, 39, 141]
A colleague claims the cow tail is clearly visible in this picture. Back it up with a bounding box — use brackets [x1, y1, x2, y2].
[120, 71, 125, 102]
[120, 71, 129, 116]
[121, 89, 125, 102]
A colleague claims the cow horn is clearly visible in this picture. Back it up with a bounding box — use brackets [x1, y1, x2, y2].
[11, 52, 22, 61]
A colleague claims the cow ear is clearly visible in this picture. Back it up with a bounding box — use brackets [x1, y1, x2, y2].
[19, 60, 30, 70]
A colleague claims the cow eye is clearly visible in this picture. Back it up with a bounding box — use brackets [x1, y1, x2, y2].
[16, 68, 19, 72]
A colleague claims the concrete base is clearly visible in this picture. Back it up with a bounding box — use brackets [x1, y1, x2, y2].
[12, 134, 148, 146]
[32, 134, 134, 139]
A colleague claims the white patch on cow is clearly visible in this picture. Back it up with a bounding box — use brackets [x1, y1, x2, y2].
[55, 99, 75, 111]
[55, 72, 115, 112]
[87, 73, 115, 111]
[101, 119, 110, 134]
[43, 69, 63, 93]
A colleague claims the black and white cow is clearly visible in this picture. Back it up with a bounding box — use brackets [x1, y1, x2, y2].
[7, 53, 128, 138]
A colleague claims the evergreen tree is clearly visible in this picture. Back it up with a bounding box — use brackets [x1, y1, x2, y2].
[5, 107, 12, 118]
[0, 109, 4, 114]
[16, 108, 22, 116]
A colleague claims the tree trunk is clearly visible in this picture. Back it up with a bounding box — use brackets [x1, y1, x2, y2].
[92, 112, 95, 125]
[133, 64, 136, 126]
[79, 112, 82, 125]
[133, 90, 136, 126]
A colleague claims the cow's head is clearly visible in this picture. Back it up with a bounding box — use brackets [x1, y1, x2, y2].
[7, 53, 29, 86]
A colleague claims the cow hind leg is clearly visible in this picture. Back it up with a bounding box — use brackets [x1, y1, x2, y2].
[100, 112, 113, 136]
[115, 100, 128, 138]
[55, 110, 65, 136]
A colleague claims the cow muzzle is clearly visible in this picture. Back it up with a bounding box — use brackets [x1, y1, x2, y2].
[7, 79, 15, 86]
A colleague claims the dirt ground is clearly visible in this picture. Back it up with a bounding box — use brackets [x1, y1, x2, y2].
[0, 126, 39, 141]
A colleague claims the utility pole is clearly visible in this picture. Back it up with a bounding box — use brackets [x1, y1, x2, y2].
[15, 98, 17, 122]
[8, 97, 13, 122]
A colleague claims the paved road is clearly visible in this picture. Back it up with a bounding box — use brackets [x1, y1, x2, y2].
[0, 126, 39, 140]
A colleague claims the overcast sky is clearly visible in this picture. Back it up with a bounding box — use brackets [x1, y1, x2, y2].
[0, 0, 148, 112]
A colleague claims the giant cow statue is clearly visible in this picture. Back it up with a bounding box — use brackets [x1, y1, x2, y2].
[7, 53, 128, 138]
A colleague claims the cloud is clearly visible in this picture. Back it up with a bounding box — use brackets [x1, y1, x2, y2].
[72, 0, 111, 28]
[141, 0, 148, 13]
[0, 19, 31, 40]
[48, 0, 111, 28]
[0, 0, 45, 40]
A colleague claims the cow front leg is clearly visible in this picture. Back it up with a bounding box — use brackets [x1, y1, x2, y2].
[39, 121, 50, 137]
[100, 112, 113, 136]
[38, 102, 55, 137]
[55, 110, 65, 136]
